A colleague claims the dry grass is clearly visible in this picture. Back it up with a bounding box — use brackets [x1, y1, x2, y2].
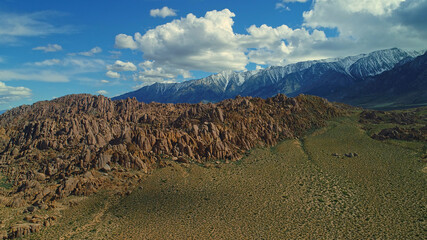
[25, 113, 427, 239]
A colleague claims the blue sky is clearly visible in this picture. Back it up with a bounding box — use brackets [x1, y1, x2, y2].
[0, 0, 426, 110]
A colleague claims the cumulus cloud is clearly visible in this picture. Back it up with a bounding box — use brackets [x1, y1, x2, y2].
[100, 80, 109, 83]
[115, 4, 427, 86]
[255, 65, 264, 70]
[96, 90, 108, 95]
[301, 0, 427, 57]
[116, 9, 248, 83]
[32, 43, 62, 52]
[115, 34, 138, 50]
[106, 70, 120, 78]
[0, 11, 74, 44]
[115, 9, 326, 85]
[107, 60, 137, 72]
[134, 60, 191, 85]
[240, 24, 327, 65]
[0, 70, 69, 82]
[150, 7, 177, 18]
[0, 81, 31, 104]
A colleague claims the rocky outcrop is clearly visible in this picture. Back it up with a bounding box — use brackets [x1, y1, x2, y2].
[360, 109, 427, 142]
[8, 223, 41, 239]
[0, 94, 344, 204]
[372, 126, 427, 141]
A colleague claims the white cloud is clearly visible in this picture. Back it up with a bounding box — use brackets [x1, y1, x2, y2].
[134, 60, 191, 85]
[19, 57, 106, 87]
[116, 9, 326, 76]
[106, 70, 120, 78]
[80, 46, 102, 56]
[28, 57, 105, 71]
[62, 57, 105, 71]
[116, 4, 427, 86]
[0, 70, 69, 82]
[32, 43, 62, 52]
[150, 7, 177, 18]
[0, 81, 31, 104]
[300, 0, 427, 58]
[0, 11, 74, 44]
[116, 9, 248, 82]
[0, 57, 4, 63]
[32, 58, 61, 66]
[115, 34, 138, 50]
[96, 90, 108, 95]
[276, 0, 307, 10]
[107, 60, 137, 72]
[70, 46, 102, 56]
[109, 50, 121, 58]
[100, 80, 109, 83]
[276, 3, 290, 10]
[242, 25, 327, 65]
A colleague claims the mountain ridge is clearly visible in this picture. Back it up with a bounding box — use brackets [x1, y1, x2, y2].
[114, 48, 425, 108]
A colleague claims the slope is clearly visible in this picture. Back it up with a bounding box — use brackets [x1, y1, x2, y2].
[29, 112, 426, 239]
[343, 51, 427, 109]
[113, 48, 423, 106]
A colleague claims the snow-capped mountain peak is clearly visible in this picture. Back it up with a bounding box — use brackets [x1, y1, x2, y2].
[113, 48, 425, 104]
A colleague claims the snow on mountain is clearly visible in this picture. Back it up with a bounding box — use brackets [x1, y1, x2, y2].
[113, 48, 425, 104]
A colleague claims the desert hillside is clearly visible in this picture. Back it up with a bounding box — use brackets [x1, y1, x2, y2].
[13, 109, 427, 239]
[0, 94, 347, 239]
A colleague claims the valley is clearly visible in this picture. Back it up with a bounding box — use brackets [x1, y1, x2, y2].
[21, 110, 427, 239]
[1, 1, 426, 239]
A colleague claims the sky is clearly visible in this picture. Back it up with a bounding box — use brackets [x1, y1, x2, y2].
[0, 0, 426, 110]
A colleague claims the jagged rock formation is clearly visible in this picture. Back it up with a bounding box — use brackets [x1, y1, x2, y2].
[0, 94, 344, 207]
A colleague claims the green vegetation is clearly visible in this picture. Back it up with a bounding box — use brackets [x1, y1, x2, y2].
[0, 175, 12, 190]
[29, 111, 426, 239]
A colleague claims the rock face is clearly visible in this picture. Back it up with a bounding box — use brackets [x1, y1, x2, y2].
[0, 94, 344, 204]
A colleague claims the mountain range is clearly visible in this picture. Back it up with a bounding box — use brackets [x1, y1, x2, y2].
[114, 48, 426, 109]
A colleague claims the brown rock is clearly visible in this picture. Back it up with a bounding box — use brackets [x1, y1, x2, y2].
[0, 230, 7, 240]
[34, 172, 46, 181]
[176, 157, 189, 164]
[0, 93, 344, 203]
[97, 153, 111, 169]
[101, 164, 111, 172]
[8, 198, 26, 208]
[9, 223, 41, 238]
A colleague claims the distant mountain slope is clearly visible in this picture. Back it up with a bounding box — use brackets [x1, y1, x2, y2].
[113, 48, 425, 108]
[343, 51, 427, 109]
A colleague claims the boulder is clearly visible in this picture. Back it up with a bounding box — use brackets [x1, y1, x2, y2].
[9, 223, 41, 239]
